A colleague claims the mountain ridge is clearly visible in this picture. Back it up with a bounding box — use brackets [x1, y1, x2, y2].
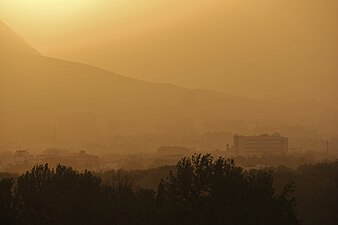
[0, 21, 40, 56]
[0, 21, 337, 134]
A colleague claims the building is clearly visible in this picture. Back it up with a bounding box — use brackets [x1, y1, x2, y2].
[14, 150, 33, 164]
[329, 137, 338, 154]
[0, 151, 14, 169]
[233, 133, 288, 155]
[156, 146, 191, 157]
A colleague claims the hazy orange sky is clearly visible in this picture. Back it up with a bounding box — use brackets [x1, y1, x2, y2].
[1, 0, 337, 107]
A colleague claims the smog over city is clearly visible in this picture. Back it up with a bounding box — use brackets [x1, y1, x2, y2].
[0, 1, 337, 225]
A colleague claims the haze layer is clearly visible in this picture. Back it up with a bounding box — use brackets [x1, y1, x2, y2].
[1, 0, 337, 107]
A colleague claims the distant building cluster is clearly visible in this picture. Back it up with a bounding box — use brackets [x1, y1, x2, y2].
[0, 148, 99, 172]
[2, 132, 338, 173]
[156, 146, 191, 157]
[329, 137, 338, 152]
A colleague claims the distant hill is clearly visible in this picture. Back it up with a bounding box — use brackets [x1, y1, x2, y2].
[39, 0, 337, 108]
[2, 52, 336, 124]
[0, 21, 40, 56]
[0, 21, 337, 142]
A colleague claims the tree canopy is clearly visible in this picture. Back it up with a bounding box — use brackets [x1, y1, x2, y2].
[0, 154, 300, 225]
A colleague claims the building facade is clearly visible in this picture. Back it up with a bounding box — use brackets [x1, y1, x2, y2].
[233, 133, 288, 155]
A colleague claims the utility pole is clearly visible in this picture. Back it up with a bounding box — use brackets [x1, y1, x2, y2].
[53, 123, 57, 149]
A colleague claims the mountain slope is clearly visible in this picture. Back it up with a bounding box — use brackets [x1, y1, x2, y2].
[1, 53, 336, 124]
[0, 21, 337, 138]
[0, 21, 40, 56]
[39, 0, 338, 108]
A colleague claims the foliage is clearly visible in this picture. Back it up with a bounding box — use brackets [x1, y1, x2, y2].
[0, 178, 15, 224]
[0, 155, 302, 225]
[274, 161, 338, 225]
[157, 154, 300, 225]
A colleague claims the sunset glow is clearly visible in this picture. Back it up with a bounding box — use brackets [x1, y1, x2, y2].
[1, 1, 338, 224]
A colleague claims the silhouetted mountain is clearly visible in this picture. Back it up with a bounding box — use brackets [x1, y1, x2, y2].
[43, 1, 337, 108]
[0, 21, 40, 56]
[0, 22, 336, 133]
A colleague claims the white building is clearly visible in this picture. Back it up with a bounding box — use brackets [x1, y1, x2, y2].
[233, 133, 288, 156]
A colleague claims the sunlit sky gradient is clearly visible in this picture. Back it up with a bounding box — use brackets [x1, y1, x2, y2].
[1, 0, 337, 107]
[0, 0, 208, 47]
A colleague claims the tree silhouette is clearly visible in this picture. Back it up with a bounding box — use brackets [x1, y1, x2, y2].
[0, 155, 302, 225]
[156, 154, 300, 225]
[14, 164, 111, 225]
[0, 178, 15, 225]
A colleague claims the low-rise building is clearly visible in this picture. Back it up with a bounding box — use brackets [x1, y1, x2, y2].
[329, 137, 338, 154]
[14, 150, 33, 164]
[233, 133, 288, 156]
[156, 146, 191, 157]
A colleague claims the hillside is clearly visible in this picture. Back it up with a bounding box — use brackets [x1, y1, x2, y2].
[0, 21, 40, 56]
[0, 21, 337, 149]
[2, 52, 336, 124]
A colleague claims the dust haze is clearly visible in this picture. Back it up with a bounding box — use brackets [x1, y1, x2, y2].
[0, 1, 338, 225]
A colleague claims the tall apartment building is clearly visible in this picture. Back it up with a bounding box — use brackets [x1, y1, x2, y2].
[233, 133, 288, 155]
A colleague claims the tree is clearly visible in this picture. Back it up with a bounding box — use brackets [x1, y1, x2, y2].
[157, 154, 300, 225]
[12, 164, 155, 225]
[14, 164, 111, 225]
[0, 178, 15, 225]
[0, 156, 303, 225]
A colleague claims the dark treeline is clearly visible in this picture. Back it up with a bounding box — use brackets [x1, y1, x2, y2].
[103, 160, 338, 225]
[273, 162, 338, 225]
[2, 154, 337, 225]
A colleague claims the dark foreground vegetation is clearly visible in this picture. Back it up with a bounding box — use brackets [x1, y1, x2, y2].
[1, 154, 337, 225]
